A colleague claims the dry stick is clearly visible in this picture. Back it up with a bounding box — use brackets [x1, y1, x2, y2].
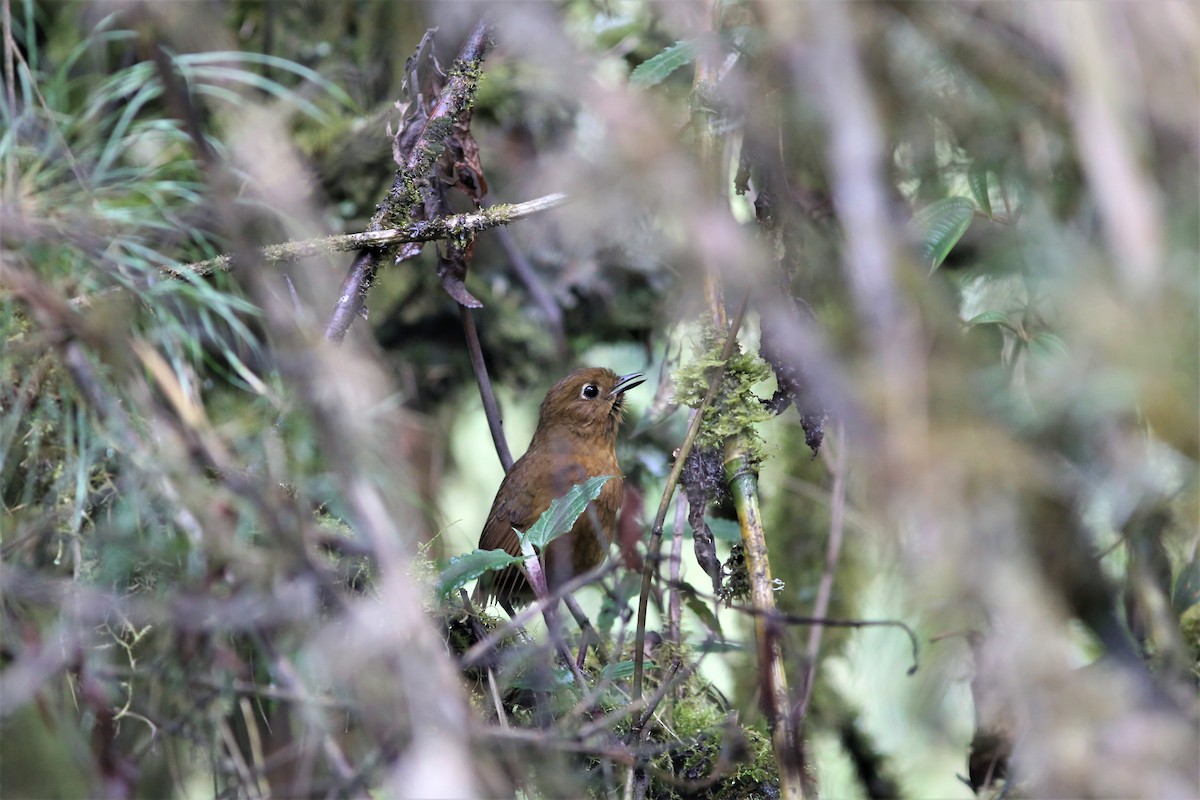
[631, 295, 749, 700]
[795, 420, 847, 725]
[324, 19, 493, 343]
[562, 594, 636, 725]
[460, 305, 514, 471]
[655, 581, 920, 675]
[727, 605, 920, 676]
[725, 441, 804, 800]
[2, 0, 15, 122]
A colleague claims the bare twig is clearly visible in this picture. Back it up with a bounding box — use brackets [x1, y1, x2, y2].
[667, 488, 688, 644]
[461, 305, 514, 471]
[461, 560, 620, 669]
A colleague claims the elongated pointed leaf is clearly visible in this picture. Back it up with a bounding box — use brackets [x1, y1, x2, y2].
[965, 311, 1020, 335]
[912, 197, 976, 272]
[437, 548, 523, 599]
[965, 311, 1011, 327]
[520, 475, 615, 551]
[630, 40, 697, 89]
[968, 164, 992, 217]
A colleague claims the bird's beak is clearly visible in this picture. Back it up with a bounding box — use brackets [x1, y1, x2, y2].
[610, 372, 645, 396]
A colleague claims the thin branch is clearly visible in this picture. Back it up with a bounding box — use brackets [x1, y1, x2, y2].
[461, 305, 514, 471]
[796, 420, 847, 724]
[667, 487, 688, 644]
[460, 560, 620, 669]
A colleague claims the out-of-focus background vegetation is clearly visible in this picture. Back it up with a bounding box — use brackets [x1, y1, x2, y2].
[2, 1, 1197, 798]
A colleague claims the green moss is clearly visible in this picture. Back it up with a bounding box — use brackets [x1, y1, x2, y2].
[1180, 603, 1200, 662]
[639, 646, 781, 799]
[673, 325, 773, 466]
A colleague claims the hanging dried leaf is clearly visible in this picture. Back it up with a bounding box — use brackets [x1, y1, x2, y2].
[437, 240, 483, 309]
[682, 446, 725, 593]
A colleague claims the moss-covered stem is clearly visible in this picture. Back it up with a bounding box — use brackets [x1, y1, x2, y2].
[166, 193, 565, 280]
[632, 296, 748, 704]
[725, 442, 803, 799]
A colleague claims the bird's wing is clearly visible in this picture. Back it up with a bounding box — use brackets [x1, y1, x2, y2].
[478, 461, 545, 556]
[475, 458, 549, 606]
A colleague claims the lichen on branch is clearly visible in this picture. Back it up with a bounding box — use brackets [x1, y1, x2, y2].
[673, 325, 773, 466]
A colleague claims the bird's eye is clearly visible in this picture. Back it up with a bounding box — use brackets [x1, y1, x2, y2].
[580, 384, 600, 399]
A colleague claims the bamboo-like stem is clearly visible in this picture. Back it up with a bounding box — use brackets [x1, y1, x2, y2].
[725, 443, 803, 799]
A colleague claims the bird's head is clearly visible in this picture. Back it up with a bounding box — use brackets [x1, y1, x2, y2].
[535, 367, 644, 440]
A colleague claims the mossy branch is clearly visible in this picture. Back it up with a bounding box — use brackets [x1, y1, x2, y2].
[324, 20, 494, 343]
[163, 193, 565, 279]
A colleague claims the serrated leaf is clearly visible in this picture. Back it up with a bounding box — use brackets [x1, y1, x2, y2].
[630, 40, 697, 89]
[436, 548, 523, 599]
[968, 164, 992, 217]
[1027, 332, 1068, 359]
[520, 475, 615, 551]
[912, 197, 976, 272]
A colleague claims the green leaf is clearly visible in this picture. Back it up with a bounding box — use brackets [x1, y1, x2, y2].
[668, 516, 741, 542]
[1027, 332, 1068, 359]
[695, 638, 743, 653]
[965, 311, 1011, 327]
[630, 40, 697, 89]
[1172, 556, 1200, 615]
[600, 660, 635, 681]
[968, 164, 992, 217]
[436, 548, 523, 599]
[912, 197, 976, 272]
[685, 591, 723, 635]
[520, 475, 615, 551]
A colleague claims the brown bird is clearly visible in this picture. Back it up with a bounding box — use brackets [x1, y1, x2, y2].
[475, 367, 643, 609]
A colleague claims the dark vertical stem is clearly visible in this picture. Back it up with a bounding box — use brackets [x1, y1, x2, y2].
[324, 250, 377, 343]
[460, 305, 513, 472]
